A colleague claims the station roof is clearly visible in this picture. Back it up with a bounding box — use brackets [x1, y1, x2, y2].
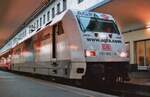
[0, 0, 150, 49]
[0, 0, 44, 47]
[94, 0, 150, 33]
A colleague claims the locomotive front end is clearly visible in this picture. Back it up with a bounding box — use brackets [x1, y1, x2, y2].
[76, 11, 129, 82]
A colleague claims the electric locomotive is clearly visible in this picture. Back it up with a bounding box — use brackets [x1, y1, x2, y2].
[0, 10, 129, 82]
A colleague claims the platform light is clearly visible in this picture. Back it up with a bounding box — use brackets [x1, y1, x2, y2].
[117, 48, 128, 58]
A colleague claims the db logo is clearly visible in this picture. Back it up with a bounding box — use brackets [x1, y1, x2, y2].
[101, 44, 112, 51]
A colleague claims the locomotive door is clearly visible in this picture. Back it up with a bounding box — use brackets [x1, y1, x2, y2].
[52, 22, 64, 65]
[52, 24, 57, 65]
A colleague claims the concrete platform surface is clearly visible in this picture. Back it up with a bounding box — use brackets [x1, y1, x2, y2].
[128, 72, 150, 86]
[128, 78, 150, 86]
[0, 71, 117, 97]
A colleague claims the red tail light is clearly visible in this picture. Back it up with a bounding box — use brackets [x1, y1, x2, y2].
[85, 50, 96, 57]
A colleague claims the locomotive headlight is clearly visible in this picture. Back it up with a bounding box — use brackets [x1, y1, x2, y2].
[85, 50, 96, 57]
[119, 51, 127, 58]
[117, 47, 128, 58]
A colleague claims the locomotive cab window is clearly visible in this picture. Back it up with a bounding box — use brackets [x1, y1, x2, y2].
[77, 16, 119, 34]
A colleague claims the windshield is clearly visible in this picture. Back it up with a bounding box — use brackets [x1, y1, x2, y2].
[77, 16, 120, 34]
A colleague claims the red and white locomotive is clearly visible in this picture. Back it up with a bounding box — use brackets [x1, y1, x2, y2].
[0, 10, 129, 82]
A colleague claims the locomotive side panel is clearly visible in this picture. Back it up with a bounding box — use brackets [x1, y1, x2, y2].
[12, 38, 35, 72]
[62, 10, 86, 79]
[54, 22, 71, 78]
[33, 28, 52, 75]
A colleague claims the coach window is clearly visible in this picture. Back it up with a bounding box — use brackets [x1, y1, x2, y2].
[52, 7, 55, 18]
[63, 0, 66, 10]
[47, 11, 50, 22]
[40, 17, 42, 26]
[57, 3, 60, 14]
[43, 14, 46, 24]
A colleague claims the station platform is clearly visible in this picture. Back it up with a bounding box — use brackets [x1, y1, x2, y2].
[128, 71, 150, 86]
[0, 70, 117, 97]
[128, 78, 150, 86]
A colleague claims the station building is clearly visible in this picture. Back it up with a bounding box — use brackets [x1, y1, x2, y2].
[1, 0, 150, 71]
